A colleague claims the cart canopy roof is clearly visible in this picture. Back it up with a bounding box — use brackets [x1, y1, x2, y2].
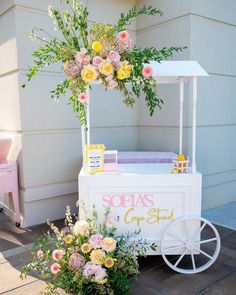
[146, 61, 208, 84]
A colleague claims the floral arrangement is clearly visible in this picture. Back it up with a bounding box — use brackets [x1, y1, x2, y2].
[21, 205, 156, 295]
[23, 0, 185, 126]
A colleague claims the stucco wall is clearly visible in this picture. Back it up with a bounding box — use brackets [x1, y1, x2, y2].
[1, 0, 235, 226]
[0, 0, 137, 226]
[136, 0, 236, 210]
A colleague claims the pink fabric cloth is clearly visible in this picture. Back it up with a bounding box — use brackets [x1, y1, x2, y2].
[0, 139, 20, 224]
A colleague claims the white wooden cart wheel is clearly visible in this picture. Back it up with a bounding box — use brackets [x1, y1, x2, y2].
[160, 216, 221, 274]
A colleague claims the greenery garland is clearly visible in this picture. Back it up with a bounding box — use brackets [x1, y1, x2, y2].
[23, 0, 186, 126]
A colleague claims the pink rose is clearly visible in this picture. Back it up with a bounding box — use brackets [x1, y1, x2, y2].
[94, 266, 107, 281]
[36, 250, 44, 259]
[83, 262, 107, 281]
[83, 262, 96, 277]
[82, 55, 91, 65]
[93, 56, 103, 68]
[102, 237, 116, 253]
[50, 263, 61, 274]
[142, 65, 153, 78]
[108, 51, 120, 63]
[52, 249, 64, 261]
[89, 234, 104, 249]
[78, 92, 89, 104]
[108, 80, 118, 89]
[118, 31, 130, 41]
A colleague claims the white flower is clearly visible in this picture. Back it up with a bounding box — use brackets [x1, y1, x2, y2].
[73, 220, 89, 236]
[48, 5, 53, 17]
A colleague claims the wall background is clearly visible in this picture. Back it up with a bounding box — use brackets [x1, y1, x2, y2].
[0, 0, 235, 226]
[136, 0, 236, 210]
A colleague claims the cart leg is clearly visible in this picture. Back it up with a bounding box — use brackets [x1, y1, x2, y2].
[12, 191, 20, 227]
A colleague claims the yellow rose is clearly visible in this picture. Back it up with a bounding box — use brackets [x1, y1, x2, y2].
[81, 65, 98, 83]
[98, 61, 114, 76]
[117, 69, 127, 80]
[102, 237, 116, 252]
[90, 249, 105, 265]
[120, 61, 132, 77]
[64, 235, 74, 244]
[104, 256, 115, 268]
[92, 41, 102, 52]
[81, 243, 92, 254]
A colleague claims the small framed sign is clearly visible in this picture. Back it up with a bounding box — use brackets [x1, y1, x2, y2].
[86, 144, 105, 174]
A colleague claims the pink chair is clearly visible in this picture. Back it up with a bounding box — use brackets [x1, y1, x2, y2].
[0, 138, 20, 227]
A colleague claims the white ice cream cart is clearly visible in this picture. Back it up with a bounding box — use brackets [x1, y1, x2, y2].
[78, 61, 221, 274]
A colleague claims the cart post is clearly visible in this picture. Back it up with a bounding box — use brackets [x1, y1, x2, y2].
[179, 78, 184, 155]
[192, 76, 197, 174]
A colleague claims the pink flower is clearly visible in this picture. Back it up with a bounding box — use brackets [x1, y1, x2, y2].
[50, 263, 61, 274]
[83, 262, 96, 277]
[63, 60, 81, 78]
[83, 262, 107, 281]
[142, 65, 153, 78]
[108, 51, 120, 63]
[69, 253, 85, 271]
[52, 249, 64, 261]
[89, 234, 103, 249]
[108, 80, 118, 89]
[78, 92, 89, 104]
[105, 75, 113, 82]
[102, 237, 116, 253]
[106, 215, 117, 228]
[80, 48, 87, 56]
[118, 31, 130, 41]
[94, 266, 107, 282]
[61, 226, 70, 234]
[116, 38, 133, 53]
[75, 50, 90, 65]
[93, 56, 103, 68]
[82, 55, 91, 65]
[36, 250, 44, 259]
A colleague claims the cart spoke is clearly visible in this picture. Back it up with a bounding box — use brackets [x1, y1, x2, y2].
[194, 237, 218, 245]
[168, 231, 186, 243]
[163, 244, 185, 252]
[192, 222, 207, 240]
[190, 250, 196, 270]
[174, 249, 186, 267]
[199, 249, 213, 260]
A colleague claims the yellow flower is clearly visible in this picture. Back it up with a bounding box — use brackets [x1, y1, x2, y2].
[104, 256, 115, 268]
[90, 249, 105, 265]
[102, 237, 116, 252]
[64, 235, 74, 244]
[98, 61, 114, 76]
[81, 243, 92, 254]
[81, 65, 98, 83]
[117, 69, 127, 80]
[92, 41, 103, 52]
[177, 154, 186, 161]
[120, 61, 132, 77]
[96, 278, 107, 284]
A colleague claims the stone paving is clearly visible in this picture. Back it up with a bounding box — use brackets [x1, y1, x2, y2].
[0, 213, 236, 295]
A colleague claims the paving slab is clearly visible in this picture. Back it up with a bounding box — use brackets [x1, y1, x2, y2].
[198, 270, 236, 295]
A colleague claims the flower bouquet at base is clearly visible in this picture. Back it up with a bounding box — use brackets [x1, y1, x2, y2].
[21, 204, 157, 295]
